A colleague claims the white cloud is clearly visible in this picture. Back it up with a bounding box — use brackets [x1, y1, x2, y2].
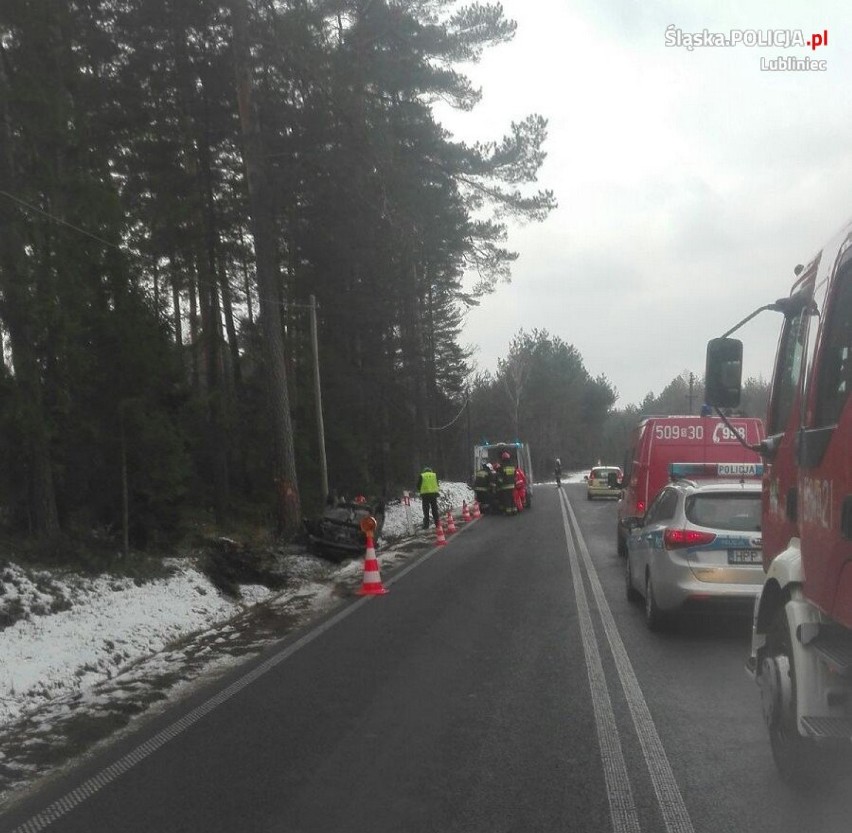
[438, 0, 851, 405]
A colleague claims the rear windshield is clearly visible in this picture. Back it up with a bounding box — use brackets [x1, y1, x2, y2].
[685, 493, 761, 532]
[591, 468, 619, 479]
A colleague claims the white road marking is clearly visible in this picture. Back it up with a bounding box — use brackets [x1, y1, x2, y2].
[7, 524, 471, 832]
[559, 493, 642, 833]
[7, 595, 374, 832]
[562, 493, 696, 833]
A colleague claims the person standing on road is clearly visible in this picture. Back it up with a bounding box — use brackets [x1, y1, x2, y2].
[554, 458, 562, 488]
[417, 466, 441, 529]
[496, 451, 517, 513]
[473, 463, 496, 513]
[513, 465, 527, 512]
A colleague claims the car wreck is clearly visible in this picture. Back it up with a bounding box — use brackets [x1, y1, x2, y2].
[302, 497, 386, 561]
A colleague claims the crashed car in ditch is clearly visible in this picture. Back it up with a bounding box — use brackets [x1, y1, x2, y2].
[302, 497, 385, 560]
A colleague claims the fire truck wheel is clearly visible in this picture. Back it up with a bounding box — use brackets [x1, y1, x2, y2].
[763, 607, 849, 785]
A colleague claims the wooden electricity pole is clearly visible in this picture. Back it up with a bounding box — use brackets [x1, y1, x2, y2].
[309, 295, 329, 501]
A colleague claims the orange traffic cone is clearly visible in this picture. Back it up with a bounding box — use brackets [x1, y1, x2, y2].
[461, 501, 471, 523]
[357, 521, 388, 596]
[472, 501, 481, 519]
[446, 511, 457, 533]
[435, 522, 447, 546]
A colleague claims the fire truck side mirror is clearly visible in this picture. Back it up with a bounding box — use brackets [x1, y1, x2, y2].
[705, 337, 743, 409]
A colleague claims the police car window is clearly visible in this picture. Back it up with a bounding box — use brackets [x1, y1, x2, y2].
[768, 305, 808, 434]
[646, 489, 678, 523]
[658, 490, 679, 521]
[686, 493, 761, 532]
[813, 263, 851, 428]
[643, 491, 665, 522]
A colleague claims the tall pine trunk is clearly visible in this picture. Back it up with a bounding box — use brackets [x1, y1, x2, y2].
[229, 0, 301, 533]
[170, 9, 230, 523]
[0, 59, 60, 539]
[188, 266, 200, 387]
[400, 256, 431, 469]
[169, 254, 183, 349]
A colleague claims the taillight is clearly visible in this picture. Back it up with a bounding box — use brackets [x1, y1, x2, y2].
[664, 528, 717, 550]
[637, 501, 645, 513]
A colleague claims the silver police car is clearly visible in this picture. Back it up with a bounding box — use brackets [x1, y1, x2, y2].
[625, 463, 764, 631]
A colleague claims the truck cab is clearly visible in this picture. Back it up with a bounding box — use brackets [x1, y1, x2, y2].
[705, 219, 852, 782]
[761, 253, 852, 626]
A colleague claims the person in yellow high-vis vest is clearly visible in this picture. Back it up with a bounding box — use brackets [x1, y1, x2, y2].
[417, 466, 441, 529]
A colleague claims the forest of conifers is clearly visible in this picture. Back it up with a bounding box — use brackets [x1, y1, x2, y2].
[0, 2, 768, 550]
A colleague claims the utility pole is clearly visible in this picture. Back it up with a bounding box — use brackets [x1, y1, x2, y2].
[466, 387, 472, 480]
[120, 406, 129, 557]
[309, 295, 329, 501]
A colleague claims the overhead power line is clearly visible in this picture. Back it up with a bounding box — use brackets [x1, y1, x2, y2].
[0, 189, 126, 253]
[426, 396, 468, 431]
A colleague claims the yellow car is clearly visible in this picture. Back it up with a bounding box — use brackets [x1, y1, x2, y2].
[587, 466, 623, 500]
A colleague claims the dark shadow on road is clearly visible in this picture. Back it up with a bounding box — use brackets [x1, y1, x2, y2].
[656, 612, 753, 643]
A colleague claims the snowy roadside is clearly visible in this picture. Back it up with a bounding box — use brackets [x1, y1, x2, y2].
[0, 481, 474, 731]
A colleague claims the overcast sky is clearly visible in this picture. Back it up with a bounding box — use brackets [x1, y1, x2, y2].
[436, 0, 851, 408]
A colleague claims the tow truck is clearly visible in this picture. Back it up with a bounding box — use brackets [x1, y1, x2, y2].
[704, 218, 852, 782]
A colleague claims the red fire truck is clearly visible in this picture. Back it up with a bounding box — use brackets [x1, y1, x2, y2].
[705, 219, 852, 782]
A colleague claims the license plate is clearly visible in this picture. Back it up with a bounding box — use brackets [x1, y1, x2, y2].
[728, 549, 762, 565]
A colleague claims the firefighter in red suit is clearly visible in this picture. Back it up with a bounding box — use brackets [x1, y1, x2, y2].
[513, 466, 527, 513]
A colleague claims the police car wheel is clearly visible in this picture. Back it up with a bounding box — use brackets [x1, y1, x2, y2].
[626, 558, 641, 603]
[644, 575, 667, 632]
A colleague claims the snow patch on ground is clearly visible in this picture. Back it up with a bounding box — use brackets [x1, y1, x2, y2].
[380, 480, 474, 541]
[0, 481, 476, 731]
[0, 564, 267, 726]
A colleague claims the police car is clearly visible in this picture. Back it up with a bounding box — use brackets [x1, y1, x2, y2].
[624, 462, 764, 630]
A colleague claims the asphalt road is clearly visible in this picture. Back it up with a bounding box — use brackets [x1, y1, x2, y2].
[2, 483, 852, 833]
